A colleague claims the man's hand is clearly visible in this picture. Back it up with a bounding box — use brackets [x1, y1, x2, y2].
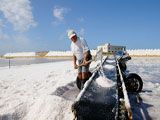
[78, 60, 88, 67]
[82, 60, 87, 66]
[74, 64, 78, 69]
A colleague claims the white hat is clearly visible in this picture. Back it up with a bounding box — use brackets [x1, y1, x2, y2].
[67, 29, 77, 39]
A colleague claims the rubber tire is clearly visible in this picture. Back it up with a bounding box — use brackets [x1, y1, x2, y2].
[125, 73, 143, 93]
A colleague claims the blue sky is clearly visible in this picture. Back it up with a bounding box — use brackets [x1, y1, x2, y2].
[0, 0, 160, 54]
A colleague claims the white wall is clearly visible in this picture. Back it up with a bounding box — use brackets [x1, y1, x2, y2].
[4, 52, 36, 57]
[46, 51, 73, 57]
[46, 50, 97, 57]
[3, 49, 160, 57]
[127, 49, 160, 56]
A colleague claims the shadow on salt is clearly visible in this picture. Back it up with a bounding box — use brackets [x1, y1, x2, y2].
[51, 81, 79, 101]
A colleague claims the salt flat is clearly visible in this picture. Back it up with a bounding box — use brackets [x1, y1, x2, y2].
[0, 58, 160, 120]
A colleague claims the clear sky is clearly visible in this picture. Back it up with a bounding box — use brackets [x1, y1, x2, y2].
[0, 0, 160, 54]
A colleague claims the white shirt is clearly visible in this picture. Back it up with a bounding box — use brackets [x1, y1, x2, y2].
[71, 37, 89, 60]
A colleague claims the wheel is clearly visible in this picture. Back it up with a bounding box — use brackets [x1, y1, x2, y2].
[125, 73, 143, 93]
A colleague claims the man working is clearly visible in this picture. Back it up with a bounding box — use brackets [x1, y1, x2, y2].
[67, 29, 92, 89]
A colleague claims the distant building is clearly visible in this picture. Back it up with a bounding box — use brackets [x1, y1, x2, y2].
[97, 43, 126, 53]
[36, 51, 49, 57]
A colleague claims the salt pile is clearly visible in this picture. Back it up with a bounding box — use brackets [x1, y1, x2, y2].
[96, 76, 115, 88]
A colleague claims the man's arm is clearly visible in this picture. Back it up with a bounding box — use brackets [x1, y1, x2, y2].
[73, 55, 78, 69]
[79, 51, 92, 67]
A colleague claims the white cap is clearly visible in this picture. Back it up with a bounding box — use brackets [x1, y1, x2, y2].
[67, 29, 77, 39]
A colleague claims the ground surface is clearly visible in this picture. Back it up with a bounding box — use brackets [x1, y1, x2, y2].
[0, 57, 160, 120]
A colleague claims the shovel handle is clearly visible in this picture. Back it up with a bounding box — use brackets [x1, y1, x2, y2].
[77, 59, 93, 67]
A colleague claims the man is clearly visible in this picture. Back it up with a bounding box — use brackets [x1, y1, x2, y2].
[67, 29, 92, 89]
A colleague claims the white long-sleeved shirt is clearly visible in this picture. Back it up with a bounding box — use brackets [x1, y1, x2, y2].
[71, 37, 89, 60]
